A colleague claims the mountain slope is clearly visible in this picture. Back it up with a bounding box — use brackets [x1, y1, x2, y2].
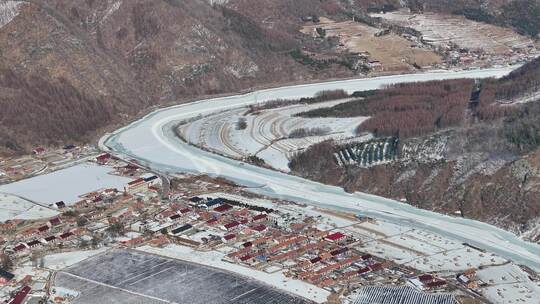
[1, 0, 537, 154]
[0, 0, 360, 154]
[290, 58, 540, 241]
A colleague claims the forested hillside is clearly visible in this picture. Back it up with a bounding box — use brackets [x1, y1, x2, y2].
[0, 0, 537, 155]
[299, 79, 475, 138]
[0, 0, 364, 154]
[290, 57, 540, 240]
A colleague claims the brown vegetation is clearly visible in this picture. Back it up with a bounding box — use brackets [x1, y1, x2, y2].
[247, 89, 348, 113]
[0, 0, 361, 154]
[418, 0, 540, 38]
[0, 69, 113, 151]
[477, 57, 540, 122]
[299, 79, 475, 138]
[0, 0, 536, 155]
[289, 56, 540, 236]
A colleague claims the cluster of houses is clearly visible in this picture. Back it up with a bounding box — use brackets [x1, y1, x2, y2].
[124, 193, 428, 292]
[1, 154, 474, 302]
[0, 170, 164, 303]
[0, 145, 96, 183]
[8, 216, 75, 256]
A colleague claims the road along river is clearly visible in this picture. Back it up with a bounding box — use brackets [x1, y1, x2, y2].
[102, 67, 540, 271]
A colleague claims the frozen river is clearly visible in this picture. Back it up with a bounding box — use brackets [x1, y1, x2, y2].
[103, 67, 540, 271]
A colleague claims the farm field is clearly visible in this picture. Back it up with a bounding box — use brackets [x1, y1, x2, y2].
[476, 264, 540, 304]
[178, 99, 369, 171]
[345, 286, 456, 304]
[0, 163, 134, 206]
[301, 17, 442, 72]
[0, 193, 58, 222]
[371, 11, 538, 56]
[54, 249, 314, 304]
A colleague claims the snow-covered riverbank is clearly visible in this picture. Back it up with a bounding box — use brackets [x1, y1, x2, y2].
[103, 67, 540, 271]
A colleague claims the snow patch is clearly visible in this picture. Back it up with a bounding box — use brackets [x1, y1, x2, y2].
[44, 248, 109, 270]
[0, 193, 58, 222]
[0, 163, 134, 205]
[100, 1, 122, 24]
[0, 1, 23, 29]
[477, 264, 540, 304]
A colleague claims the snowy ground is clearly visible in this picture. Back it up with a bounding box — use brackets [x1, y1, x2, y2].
[404, 247, 507, 272]
[102, 67, 540, 272]
[0, 192, 58, 222]
[139, 244, 330, 303]
[0, 1, 23, 29]
[54, 248, 318, 304]
[0, 163, 134, 205]
[370, 10, 537, 55]
[355, 219, 508, 272]
[43, 248, 109, 270]
[476, 264, 540, 304]
[178, 99, 368, 171]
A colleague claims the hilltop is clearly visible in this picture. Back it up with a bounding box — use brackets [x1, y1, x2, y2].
[1, 0, 539, 154]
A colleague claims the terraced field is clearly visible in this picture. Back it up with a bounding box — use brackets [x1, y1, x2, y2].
[372, 11, 538, 55]
[177, 99, 369, 171]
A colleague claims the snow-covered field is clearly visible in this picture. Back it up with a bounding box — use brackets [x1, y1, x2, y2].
[178, 99, 368, 171]
[371, 10, 537, 55]
[356, 223, 508, 272]
[0, 163, 134, 206]
[476, 264, 540, 304]
[139, 244, 330, 303]
[43, 248, 109, 270]
[55, 248, 316, 304]
[404, 247, 507, 272]
[0, 193, 58, 222]
[102, 67, 540, 272]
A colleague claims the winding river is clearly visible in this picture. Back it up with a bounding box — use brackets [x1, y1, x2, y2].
[102, 67, 540, 271]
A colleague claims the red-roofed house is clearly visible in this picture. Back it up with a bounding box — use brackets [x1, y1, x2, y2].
[326, 232, 345, 241]
[179, 208, 191, 214]
[418, 274, 434, 283]
[207, 218, 218, 225]
[124, 178, 148, 194]
[223, 221, 240, 230]
[59, 231, 74, 239]
[9, 286, 31, 304]
[37, 225, 50, 233]
[43, 235, 57, 244]
[223, 234, 236, 241]
[213, 204, 233, 213]
[96, 153, 112, 164]
[251, 224, 266, 232]
[252, 214, 267, 222]
[13, 244, 27, 252]
[49, 218, 61, 226]
[32, 147, 46, 155]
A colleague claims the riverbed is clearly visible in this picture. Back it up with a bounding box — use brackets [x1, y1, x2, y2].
[103, 67, 540, 271]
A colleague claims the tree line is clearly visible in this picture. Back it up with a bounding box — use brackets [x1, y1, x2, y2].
[0, 69, 113, 152]
[299, 79, 475, 139]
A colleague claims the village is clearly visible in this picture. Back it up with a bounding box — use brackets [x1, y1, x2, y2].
[0, 147, 538, 304]
[300, 12, 540, 75]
